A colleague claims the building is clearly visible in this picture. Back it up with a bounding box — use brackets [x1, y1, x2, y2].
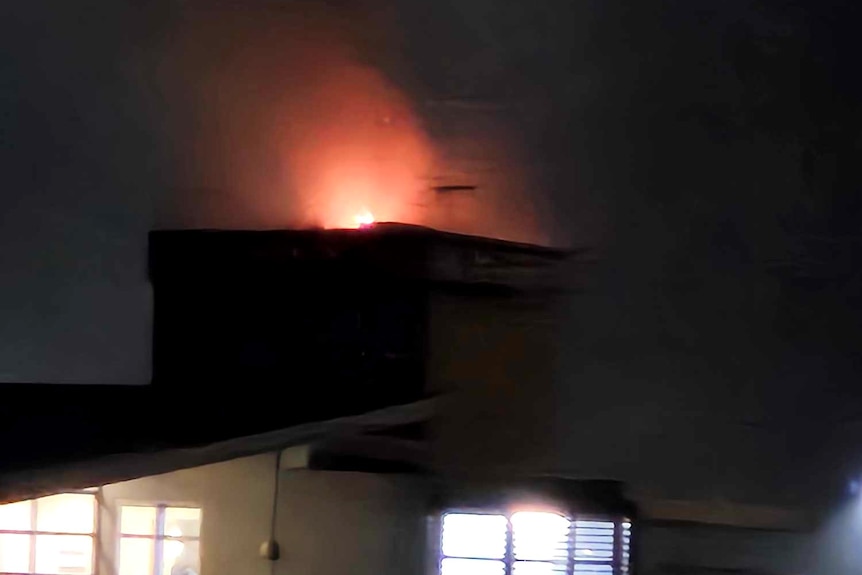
[1, 225, 860, 575]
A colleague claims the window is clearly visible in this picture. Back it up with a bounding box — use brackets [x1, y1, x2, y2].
[440, 511, 632, 575]
[118, 506, 201, 575]
[0, 493, 97, 575]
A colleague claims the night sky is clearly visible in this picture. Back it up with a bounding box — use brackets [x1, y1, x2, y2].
[1, 0, 860, 495]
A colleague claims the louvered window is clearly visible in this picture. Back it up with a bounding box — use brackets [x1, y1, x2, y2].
[440, 512, 632, 575]
[621, 522, 631, 574]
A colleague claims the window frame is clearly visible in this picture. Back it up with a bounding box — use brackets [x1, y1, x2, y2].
[438, 508, 632, 575]
[0, 490, 98, 575]
[117, 503, 202, 575]
[439, 509, 510, 575]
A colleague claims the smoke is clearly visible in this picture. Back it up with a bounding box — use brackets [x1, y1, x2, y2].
[153, 1, 431, 230]
[152, 0, 548, 244]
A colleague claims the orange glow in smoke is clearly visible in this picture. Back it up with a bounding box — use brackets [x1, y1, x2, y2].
[273, 57, 433, 232]
[353, 209, 375, 228]
[164, 5, 546, 244]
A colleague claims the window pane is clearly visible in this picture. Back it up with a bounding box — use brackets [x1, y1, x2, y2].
[512, 512, 570, 562]
[573, 520, 615, 562]
[0, 533, 30, 572]
[0, 500, 32, 531]
[36, 494, 95, 534]
[573, 565, 612, 573]
[621, 522, 632, 574]
[34, 534, 93, 575]
[165, 508, 202, 538]
[121, 506, 157, 536]
[163, 539, 200, 575]
[442, 514, 507, 559]
[514, 561, 567, 575]
[441, 558, 504, 575]
[119, 538, 154, 575]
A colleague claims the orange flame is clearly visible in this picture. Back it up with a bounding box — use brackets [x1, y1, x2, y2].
[353, 209, 375, 228]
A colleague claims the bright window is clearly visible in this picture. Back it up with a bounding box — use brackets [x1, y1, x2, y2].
[440, 511, 632, 575]
[119, 506, 201, 575]
[0, 493, 96, 575]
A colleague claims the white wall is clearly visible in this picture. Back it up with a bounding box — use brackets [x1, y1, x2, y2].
[95, 454, 862, 575]
[99, 453, 277, 575]
[274, 470, 429, 575]
[98, 457, 429, 575]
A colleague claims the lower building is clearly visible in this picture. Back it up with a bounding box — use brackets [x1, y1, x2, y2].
[1, 415, 860, 575]
[2, 226, 860, 574]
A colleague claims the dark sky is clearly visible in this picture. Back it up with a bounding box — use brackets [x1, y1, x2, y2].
[1, 0, 860, 477]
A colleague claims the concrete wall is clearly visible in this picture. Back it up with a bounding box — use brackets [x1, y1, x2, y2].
[638, 509, 862, 575]
[427, 291, 564, 478]
[638, 524, 810, 575]
[99, 453, 277, 575]
[98, 457, 428, 575]
[273, 470, 429, 575]
[95, 454, 862, 575]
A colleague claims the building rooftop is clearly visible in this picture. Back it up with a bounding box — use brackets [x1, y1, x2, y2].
[0, 225, 579, 501]
[149, 223, 576, 293]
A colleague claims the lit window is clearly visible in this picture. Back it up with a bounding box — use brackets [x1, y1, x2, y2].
[0, 493, 96, 575]
[620, 522, 631, 574]
[119, 506, 201, 575]
[441, 513, 507, 575]
[439, 511, 632, 575]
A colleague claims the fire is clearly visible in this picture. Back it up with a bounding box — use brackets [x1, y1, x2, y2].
[353, 210, 375, 228]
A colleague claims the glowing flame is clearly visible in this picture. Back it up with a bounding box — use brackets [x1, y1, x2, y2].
[353, 209, 375, 228]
